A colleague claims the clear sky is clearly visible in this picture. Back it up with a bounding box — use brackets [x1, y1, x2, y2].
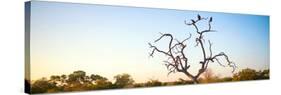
[28, 1, 269, 83]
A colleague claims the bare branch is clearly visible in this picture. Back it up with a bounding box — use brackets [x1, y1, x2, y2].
[214, 58, 226, 67]
[209, 52, 236, 72]
[208, 40, 213, 58]
[170, 33, 191, 51]
[148, 43, 170, 57]
[201, 30, 216, 34]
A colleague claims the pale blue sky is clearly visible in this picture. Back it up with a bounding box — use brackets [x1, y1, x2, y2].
[29, 1, 269, 82]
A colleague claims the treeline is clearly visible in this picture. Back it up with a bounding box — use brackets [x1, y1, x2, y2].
[26, 68, 269, 94]
[198, 68, 269, 83]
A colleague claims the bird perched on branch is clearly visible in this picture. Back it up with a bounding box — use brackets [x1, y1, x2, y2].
[209, 17, 213, 22]
[197, 14, 201, 20]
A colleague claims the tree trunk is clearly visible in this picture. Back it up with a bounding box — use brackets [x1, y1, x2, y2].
[183, 71, 199, 84]
[192, 78, 199, 84]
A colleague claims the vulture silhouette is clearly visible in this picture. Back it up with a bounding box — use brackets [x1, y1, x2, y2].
[197, 14, 201, 20]
[209, 17, 213, 22]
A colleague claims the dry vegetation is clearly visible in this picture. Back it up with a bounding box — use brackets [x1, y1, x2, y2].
[25, 68, 269, 94]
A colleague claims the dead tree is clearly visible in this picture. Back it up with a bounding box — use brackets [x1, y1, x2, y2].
[148, 15, 236, 84]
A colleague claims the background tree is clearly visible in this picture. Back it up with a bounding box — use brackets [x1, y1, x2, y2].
[113, 73, 134, 88]
[64, 70, 92, 91]
[145, 79, 162, 87]
[90, 74, 106, 81]
[90, 74, 113, 89]
[201, 69, 219, 83]
[148, 15, 236, 84]
[50, 75, 61, 85]
[60, 74, 67, 86]
[93, 79, 113, 89]
[31, 78, 56, 93]
[232, 68, 269, 81]
[259, 69, 270, 79]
